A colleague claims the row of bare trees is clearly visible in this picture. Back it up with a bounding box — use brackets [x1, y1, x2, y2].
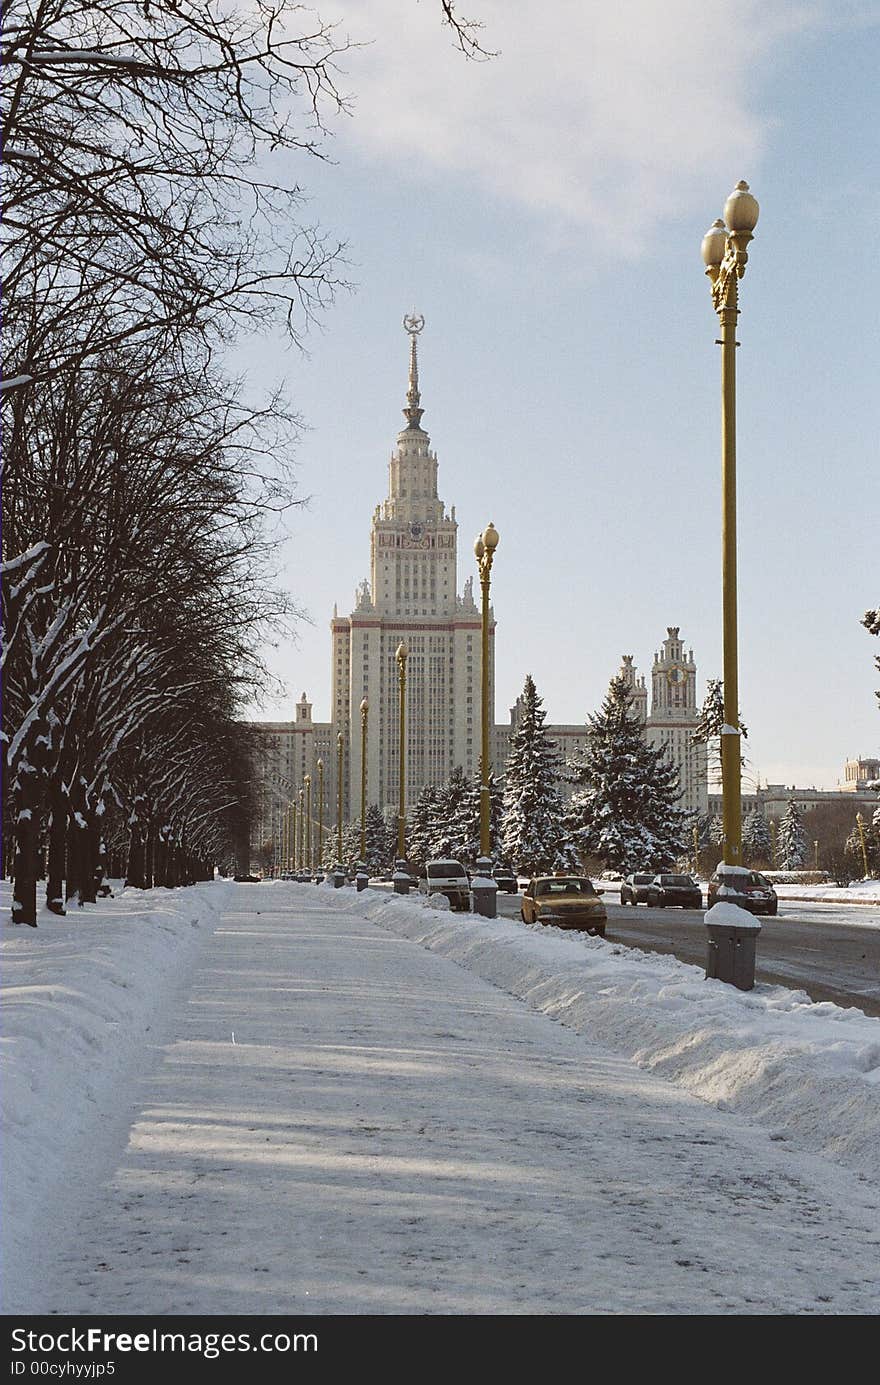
[1, 0, 355, 922]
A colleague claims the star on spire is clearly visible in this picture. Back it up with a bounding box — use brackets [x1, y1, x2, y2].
[402, 311, 425, 430]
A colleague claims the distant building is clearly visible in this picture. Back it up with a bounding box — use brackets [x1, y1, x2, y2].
[841, 757, 880, 792]
[246, 320, 709, 859]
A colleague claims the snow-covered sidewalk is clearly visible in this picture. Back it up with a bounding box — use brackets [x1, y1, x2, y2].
[3, 880, 880, 1315]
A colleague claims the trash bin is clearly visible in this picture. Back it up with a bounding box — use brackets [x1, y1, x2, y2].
[471, 855, 498, 919]
[356, 863, 369, 892]
[392, 859, 411, 895]
[332, 865, 346, 889]
[705, 903, 761, 991]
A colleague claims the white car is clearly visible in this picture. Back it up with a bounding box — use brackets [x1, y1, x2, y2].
[419, 859, 470, 911]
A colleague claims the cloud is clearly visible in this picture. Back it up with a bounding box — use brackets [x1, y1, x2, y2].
[323, 0, 820, 253]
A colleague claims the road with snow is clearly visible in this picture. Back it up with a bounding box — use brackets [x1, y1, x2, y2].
[496, 895, 880, 1016]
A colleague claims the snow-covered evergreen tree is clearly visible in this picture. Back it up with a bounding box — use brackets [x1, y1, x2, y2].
[692, 678, 748, 787]
[708, 814, 726, 847]
[742, 809, 773, 866]
[406, 785, 439, 869]
[500, 675, 568, 874]
[428, 767, 471, 860]
[566, 675, 689, 874]
[363, 804, 393, 874]
[844, 816, 879, 878]
[776, 799, 808, 869]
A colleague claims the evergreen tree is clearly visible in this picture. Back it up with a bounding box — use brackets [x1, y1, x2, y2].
[776, 799, 808, 869]
[693, 678, 748, 787]
[455, 771, 505, 868]
[708, 814, 726, 847]
[407, 784, 439, 870]
[500, 675, 569, 874]
[566, 675, 689, 874]
[743, 809, 773, 867]
[844, 817, 879, 878]
[363, 804, 393, 875]
[429, 767, 471, 860]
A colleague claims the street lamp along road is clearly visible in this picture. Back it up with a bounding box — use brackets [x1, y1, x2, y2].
[316, 758, 324, 881]
[701, 180, 759, 868]
[304, 773, 311, 876]
[473, 523, 500, 919]
[393, 642, 409, 892]
[360, 698, 369, 865]
[336, 730, 344, 875]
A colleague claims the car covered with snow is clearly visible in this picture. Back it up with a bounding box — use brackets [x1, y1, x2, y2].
[645, 873, 703, 909]
[420, 859, 470, 911]
[708, 867, 777, 916]
[520, 876, 606, 935]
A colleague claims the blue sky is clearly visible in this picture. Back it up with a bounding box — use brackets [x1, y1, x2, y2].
[237, 1, 879, 790]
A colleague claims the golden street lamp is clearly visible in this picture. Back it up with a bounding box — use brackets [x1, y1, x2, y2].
[701, 180, 759, 868]
[297, 787, 304, 872]
[360, 697, 369, 862]
[336, 730, 344, 866]
[856, 813, 870, 878]
[396, 642, 408, 861]
[317, 758, 324, 877]
[474, 523, 499, 860]
[304, 773, 312, 876]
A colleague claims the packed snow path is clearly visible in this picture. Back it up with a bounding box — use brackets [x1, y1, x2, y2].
[19, 886, 880, 1314]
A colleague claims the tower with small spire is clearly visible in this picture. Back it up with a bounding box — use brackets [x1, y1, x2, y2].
[329, 315, 492, 819]
[645, 627, 707, 816]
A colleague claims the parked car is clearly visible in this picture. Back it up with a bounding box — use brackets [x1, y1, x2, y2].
[708, 868, 778, 916]
[233, 873, 261, 883]
[645, 873, 703, 909]
[520, 876, 607, 935]
[420, 859, 470, 911]
[620, 872, 655, 906]
[492, 862, 518, 893]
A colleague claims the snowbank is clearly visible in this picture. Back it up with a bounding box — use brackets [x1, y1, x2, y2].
[322, 886, 880, 1184]
[0, 879, 231, 1299]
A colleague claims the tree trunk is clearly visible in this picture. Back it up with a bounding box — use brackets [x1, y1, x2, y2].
[145, 818, 157, 891]
[66, 809, 89, 907]
[12, 806, 38, 926]
[125, 794, 147, 889]
[45, 779, 67, 915]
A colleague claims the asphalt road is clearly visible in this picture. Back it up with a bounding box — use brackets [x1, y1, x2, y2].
[494, 893, 880, 1018]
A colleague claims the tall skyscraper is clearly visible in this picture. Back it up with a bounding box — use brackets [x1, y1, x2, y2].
[332, 314, 492, 818]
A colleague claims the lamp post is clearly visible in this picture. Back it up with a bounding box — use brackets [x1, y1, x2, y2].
[336, 725, 343, 853]
[474, 523, 499, 859]
[693, 822, 700, 877]
[360, 697, 369, 863]
[701, 180, 759, 868]
[336, 730, 344, 879]
[472, 524, 500, 918]
[297, 788, 304, 873]
[290, 799, 296, 872]
[856, 813, 870, 879]
[814, 839, 820, 872]
[304, 773, 312, 876]
[396, 634, 410, 864]
[317, 758, 324, 879]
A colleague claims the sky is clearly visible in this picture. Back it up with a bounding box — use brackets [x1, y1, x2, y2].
[3, 878, 879, 1315]
[236, 0, 879, 790]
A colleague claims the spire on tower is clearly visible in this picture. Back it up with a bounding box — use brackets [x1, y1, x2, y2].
[402, 311, 425, 430]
